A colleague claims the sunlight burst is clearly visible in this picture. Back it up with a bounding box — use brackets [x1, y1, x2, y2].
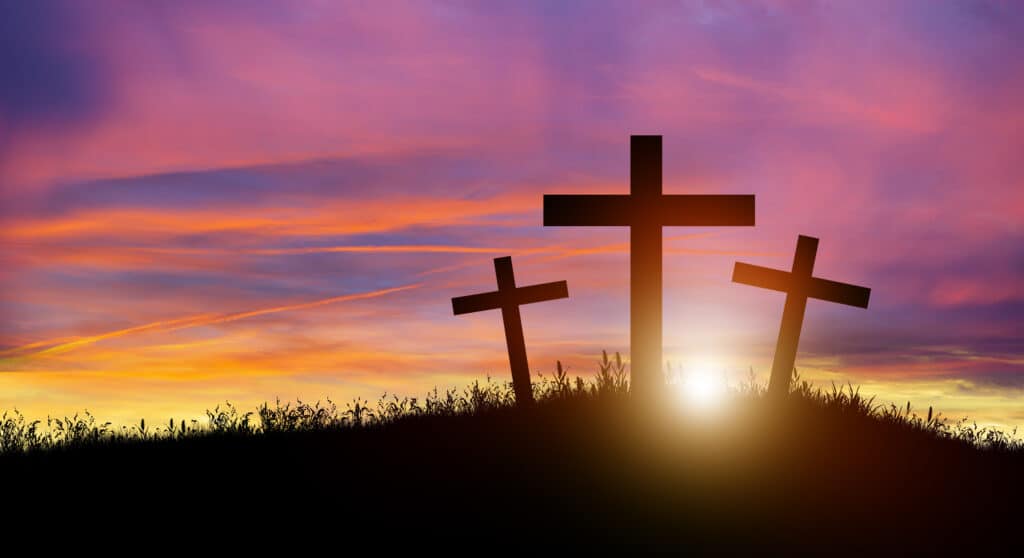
[675, 362, 728, 413]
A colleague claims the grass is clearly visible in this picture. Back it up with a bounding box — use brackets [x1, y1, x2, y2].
[2, 352, 1017, 455]
[1, 352, 1022, 552]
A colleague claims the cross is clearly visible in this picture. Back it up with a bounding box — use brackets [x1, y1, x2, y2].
[543, 135, 755, 403]
[452, 256, 569, 405]
[732, 235, 871, 398]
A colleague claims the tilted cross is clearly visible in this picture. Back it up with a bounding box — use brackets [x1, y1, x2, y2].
[452, 256, 569, 405]
[732, 235, 871, 398]
[544, 135, 755, 402]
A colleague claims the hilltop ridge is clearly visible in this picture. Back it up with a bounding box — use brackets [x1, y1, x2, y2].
[2, 373, 1021, 553]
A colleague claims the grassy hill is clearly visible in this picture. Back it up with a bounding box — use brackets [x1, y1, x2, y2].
[2, 357, 1022, 553]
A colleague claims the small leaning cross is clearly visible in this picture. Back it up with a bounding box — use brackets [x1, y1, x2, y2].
[452, 256, 569, 405]
[732, 235, 871, 398]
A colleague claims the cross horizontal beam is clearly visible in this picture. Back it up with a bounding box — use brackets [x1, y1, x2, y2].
[451, 281, 569, 315]
[808, 277, 870, 308]
[543, 194, 756, 227]
[732, 262, 791, 293]
[732, 262, 871, 308]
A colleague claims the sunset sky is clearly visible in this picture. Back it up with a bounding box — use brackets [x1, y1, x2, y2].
[2, 1, 1022, 428]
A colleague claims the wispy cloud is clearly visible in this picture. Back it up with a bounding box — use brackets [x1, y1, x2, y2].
[2, 284, 419, 360]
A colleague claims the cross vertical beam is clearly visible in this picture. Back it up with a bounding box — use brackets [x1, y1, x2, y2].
[629, 136, 663, 404]
[493, 257, 532, 405]
[768, 235, 817, 397]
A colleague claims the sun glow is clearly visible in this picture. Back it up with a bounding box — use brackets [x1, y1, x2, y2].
[674, 360, 728, 413]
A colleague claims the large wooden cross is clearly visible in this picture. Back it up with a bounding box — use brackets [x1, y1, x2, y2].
[732, 235, 871, 398]
[543, 135, 755, 402]
[452, 256, 569, 405]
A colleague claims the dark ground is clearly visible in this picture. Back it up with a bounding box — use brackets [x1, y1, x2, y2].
[3, 392, 1022, 554]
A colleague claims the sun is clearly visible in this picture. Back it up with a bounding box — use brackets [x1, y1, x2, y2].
[674, 361, 727, 413]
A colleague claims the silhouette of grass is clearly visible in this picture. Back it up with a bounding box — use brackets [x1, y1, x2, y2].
[1, 354, 1021, 553]
[1, 355, 1016, 455]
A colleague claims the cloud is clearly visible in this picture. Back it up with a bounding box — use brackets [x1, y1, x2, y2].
[1, 283, 419, 359]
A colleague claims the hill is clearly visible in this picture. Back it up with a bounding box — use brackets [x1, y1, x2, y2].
[2, 365, 1022, 553]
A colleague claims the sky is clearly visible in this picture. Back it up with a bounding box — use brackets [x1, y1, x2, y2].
[1, 0, 1023, 429]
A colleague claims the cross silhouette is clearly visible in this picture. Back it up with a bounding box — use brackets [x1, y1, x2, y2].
[543, 135, 755, 402]
[732, 235, 871, 398]
[452, 256, 569, 405]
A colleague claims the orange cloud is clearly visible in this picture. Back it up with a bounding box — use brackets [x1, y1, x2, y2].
[1, 193, 542, 242]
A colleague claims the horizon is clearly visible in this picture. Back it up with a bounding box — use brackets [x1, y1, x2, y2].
[2, 1, 1023, 430]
